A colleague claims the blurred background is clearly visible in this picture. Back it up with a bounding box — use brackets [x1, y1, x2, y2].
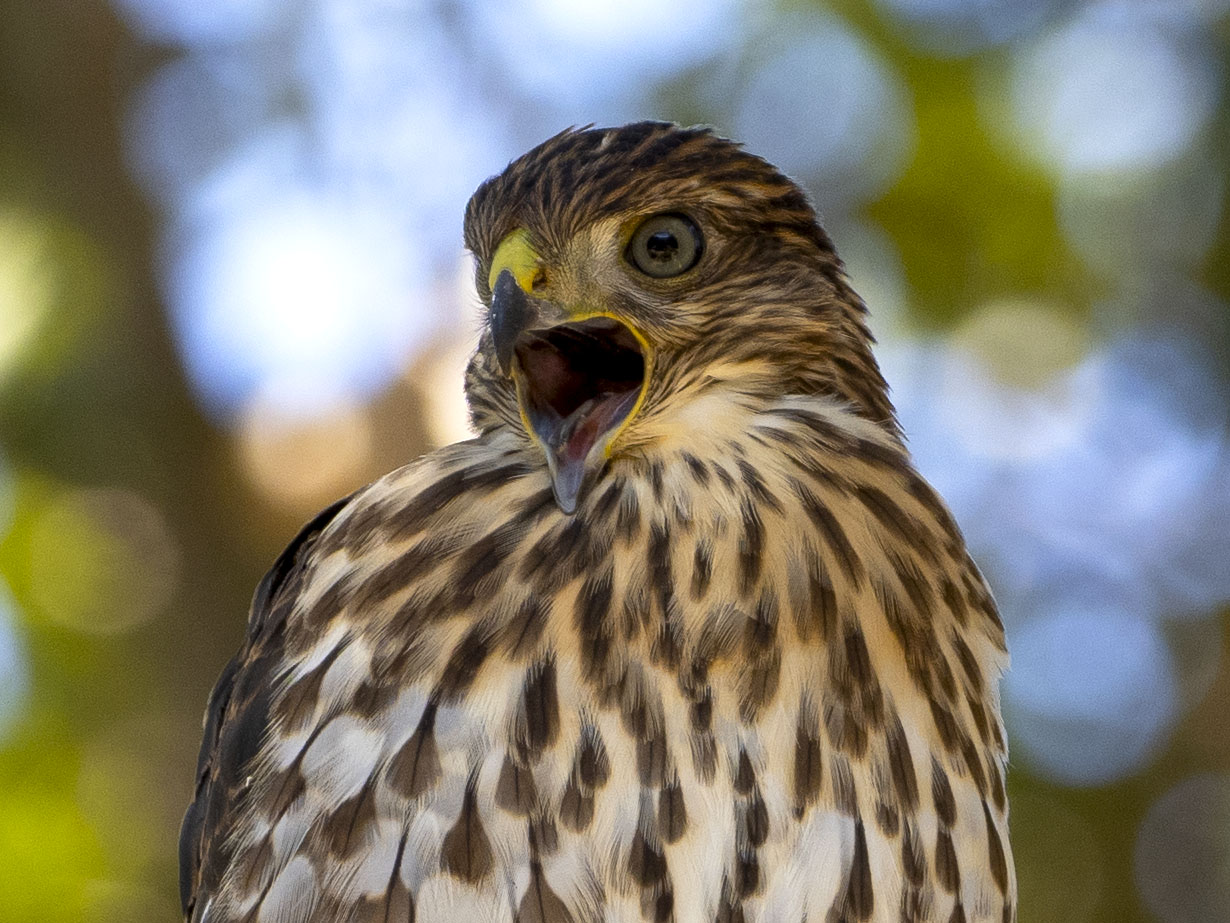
[1, 0, 1228, 920]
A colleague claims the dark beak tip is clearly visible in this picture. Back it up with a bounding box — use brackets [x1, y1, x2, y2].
[554, 489, 578, 516]
[494, 337, 514, 378]
[491, 269, 533, 376]
[546, 448, 585, 515]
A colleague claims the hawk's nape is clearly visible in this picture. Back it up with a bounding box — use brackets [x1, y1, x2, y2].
[181, 121, 1015, 923]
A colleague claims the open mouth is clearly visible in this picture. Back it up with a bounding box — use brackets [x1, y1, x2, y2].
[513, 316, 646, 512]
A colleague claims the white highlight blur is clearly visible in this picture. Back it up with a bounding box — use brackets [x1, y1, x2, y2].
[732, 14, 914, 211]
[470, 0, 747, 109]
[1009, 8, 1222, 175]
[1005, 608, 1178, 786]
[167, 177, 433, 419]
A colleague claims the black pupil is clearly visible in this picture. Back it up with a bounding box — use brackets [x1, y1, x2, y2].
[645, 230, 679, 262]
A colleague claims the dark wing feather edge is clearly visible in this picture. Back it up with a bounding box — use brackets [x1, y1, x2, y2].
[179, 495, 353, 919]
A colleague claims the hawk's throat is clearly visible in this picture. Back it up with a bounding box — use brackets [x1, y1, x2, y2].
[513, 316, 646, 513]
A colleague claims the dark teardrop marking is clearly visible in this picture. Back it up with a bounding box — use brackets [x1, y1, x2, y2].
[658, 776, 688, 844]
[744, 792, 769, 847]
[519, 658, 560, 754]
[984, 800, 1009, 895]
[935, 828, 960, 894]
[515, 860, 574, 923]
[901, 821, 927, 889]
[793, 716, 823, 816]
[560, 777, 594, 832]
[578, 727, 611, 789]
[501, 597, 550, 659]
[324, 783, 378, 858]
[628, 829, 668, 889]
[385, 701, 441, 798]
[496, 754, 538, 815]
[734, 750, 755, 795]
[436, 629, 491, 701]
[844, 819, 874, 920]
[440, 781, 494, 882]
[885, 714, 919, 811]
[691, 540, 713, 601]
[931, 757, 956, 827]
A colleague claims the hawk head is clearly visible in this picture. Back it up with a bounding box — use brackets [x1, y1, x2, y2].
[463, 121, 896, 512]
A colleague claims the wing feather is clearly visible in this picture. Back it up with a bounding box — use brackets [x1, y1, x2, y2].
[179, 495, 353, 920]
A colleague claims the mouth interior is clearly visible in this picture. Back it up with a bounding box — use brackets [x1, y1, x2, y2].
[514, 317, 646, 466]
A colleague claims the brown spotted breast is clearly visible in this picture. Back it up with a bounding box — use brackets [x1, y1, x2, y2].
[180, 391, 1013, 923]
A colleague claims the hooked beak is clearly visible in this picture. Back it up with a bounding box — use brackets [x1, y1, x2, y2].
[491, 269, 535, 377]
[488, 268, 648, 514]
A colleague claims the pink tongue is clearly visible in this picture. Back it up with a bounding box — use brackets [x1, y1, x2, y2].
[546, 391, 637, 514]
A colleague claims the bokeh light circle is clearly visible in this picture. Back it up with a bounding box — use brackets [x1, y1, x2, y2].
[27, 488, 181, 636]
[1009, 11, 1222, 175]
[1135, 773, 1230, 923]
[470, 0, 747, 108]
[873, 0, 1063, 56]
[732, 15, 914, 210]
[1058, 155, 1225, 275]
[1005, 607, 1179, 785]
[166, 179, 434, 419]
[237, 396, 375, 512]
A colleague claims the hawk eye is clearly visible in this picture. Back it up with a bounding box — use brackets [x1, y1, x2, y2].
[627, 213, 703, 278]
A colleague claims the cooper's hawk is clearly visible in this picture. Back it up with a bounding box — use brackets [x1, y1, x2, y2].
[180, 122, 1015, 923]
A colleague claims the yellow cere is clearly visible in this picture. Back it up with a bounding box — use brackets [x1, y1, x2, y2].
[488, 228, 542, 294]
